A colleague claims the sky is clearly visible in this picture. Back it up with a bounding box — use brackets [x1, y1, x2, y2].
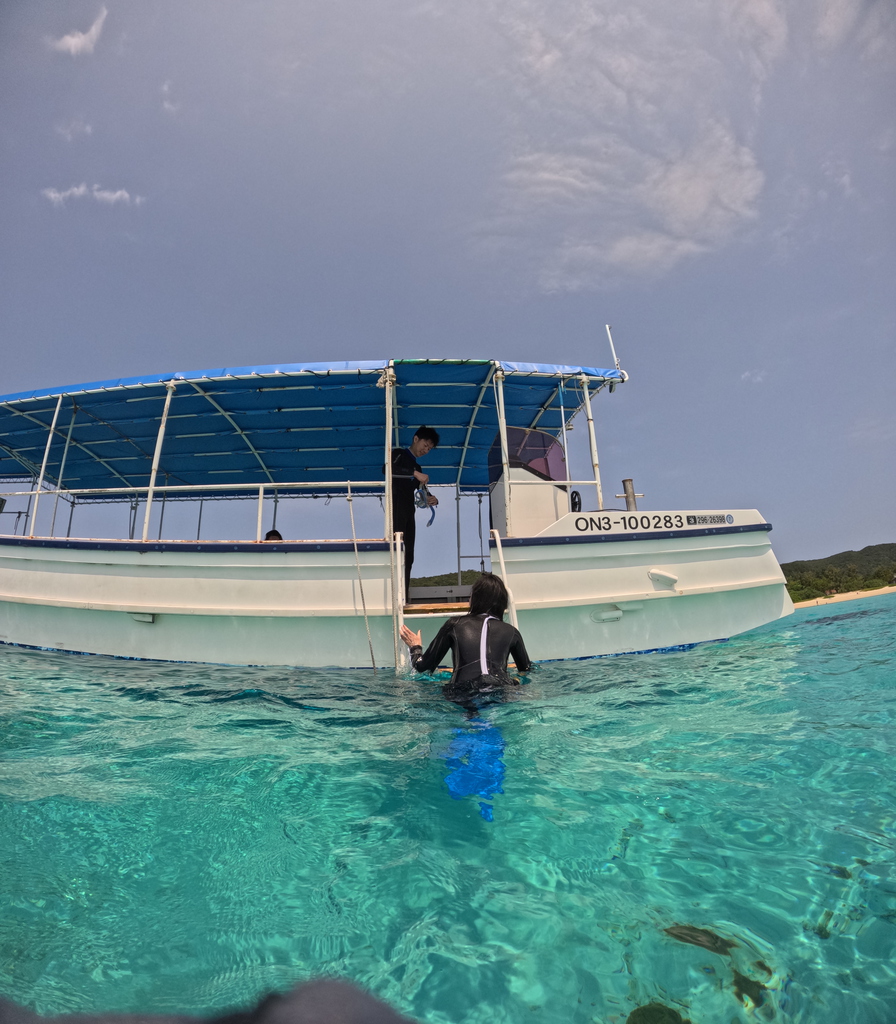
[1, 0, 894, 567]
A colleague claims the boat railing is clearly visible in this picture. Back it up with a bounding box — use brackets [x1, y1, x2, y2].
[390, 530, 406, 671]
[489, 529, 519, 630]
[0, 479, 388, 542]
[500, 479, 603, 486]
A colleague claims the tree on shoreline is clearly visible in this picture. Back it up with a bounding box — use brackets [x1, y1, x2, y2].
[781, 543, 896, 602]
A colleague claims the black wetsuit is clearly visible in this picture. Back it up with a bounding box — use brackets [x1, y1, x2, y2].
[409, 613, 531, 709]
[391, 447, 422, 591]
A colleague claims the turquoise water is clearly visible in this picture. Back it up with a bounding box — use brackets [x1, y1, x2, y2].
[1, 596, 895, 1024]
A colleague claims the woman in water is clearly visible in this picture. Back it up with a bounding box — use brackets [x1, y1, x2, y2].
[399, 573, 531, 707]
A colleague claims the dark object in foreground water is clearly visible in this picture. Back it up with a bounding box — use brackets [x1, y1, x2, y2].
[626, 1004, 691, 1024]
[664, 924, 738, 955]
[733, 969, 767, 1007]
[0, 979, 416, 1024]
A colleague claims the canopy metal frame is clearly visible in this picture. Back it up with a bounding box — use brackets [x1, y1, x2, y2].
[0, 358, 626, 580]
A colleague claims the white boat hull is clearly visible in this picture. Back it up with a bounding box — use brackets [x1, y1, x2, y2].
[0, 510, 792, 667]
[492, 509, 793, 660]
[0, 538, 398, 668]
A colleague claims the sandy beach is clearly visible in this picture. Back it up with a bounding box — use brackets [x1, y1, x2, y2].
[793, 584, 896, 609]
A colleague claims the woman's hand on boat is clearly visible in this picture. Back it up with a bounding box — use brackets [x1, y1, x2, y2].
[400, 625, 422, 648]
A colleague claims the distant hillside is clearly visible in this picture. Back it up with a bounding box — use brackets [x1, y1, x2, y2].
[410, 570, 483, 588]
[411, 548, 896, 603]
[781, 543, 896, 602]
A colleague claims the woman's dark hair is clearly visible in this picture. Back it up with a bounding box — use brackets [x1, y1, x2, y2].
[414, 425, 440, 447]
[264, 529, 283, 541]
[468, 573, 508, 618]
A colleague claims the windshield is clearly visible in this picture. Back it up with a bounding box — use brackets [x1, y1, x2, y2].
[488, 427, 566, 484]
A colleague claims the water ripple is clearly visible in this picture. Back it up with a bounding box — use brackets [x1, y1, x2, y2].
[1, 594, 895, 1022]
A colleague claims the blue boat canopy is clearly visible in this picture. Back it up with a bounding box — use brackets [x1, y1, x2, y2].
[0, 359, 625, 496]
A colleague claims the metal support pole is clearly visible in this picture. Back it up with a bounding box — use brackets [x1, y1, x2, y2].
[23, 479, 35, 535]
[494, 369, 513, 536]
[20, 481, 35, 536]
[380, 365, 402, 672]
[50, 400, 77, 537]
[605, 324, 621, 371]
[478, 494, 485, 571]
[455, 484, 462, 586]
[580, 377, 603, 510]
[558, 380, 571, 508]
[392, 531, 406, 674]
[157, 480, 168, 540]
[28, 393, 63, 538]
[141, 383, 176, 542]
[255, 485, 265, 541]
[615, 479, 644, 511]
[382, 366, 395, 543]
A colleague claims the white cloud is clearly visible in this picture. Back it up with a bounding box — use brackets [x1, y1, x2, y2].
[55, 119, 93, 142]
[161, 80, 180, 115]
[49, 7, 108, 56]
[821, 157, 854, 198]
[606, 233, 706, 275]
[722, 0, 788, 84]
[876, 127, 896, 154]
[814, 0, 895, 57]
[849, 414, 896, 443]
[638, 123, 764, 241]
[42, 184, 89, 206]
[42, 183, 145, 207]
[815, 0, 862, 48]
[502, 152, 609, 204]
[537, 233, 706, 290]
[92, 187, 132, 204]
[470, 0, 782, 289]
[741, 369, 768, 384]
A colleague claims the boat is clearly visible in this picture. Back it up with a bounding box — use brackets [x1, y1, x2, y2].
[0, 357, 793, 668]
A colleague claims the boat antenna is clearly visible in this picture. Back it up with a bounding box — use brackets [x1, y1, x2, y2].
[605, 324, 621, 372]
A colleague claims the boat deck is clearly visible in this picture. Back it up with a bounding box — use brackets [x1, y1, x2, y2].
[404, 602, 470, 615]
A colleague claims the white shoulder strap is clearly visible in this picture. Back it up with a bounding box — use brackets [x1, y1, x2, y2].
[479, 615, 495, 676]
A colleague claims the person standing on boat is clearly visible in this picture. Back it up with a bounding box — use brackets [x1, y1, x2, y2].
[390, 425, 439, 593]
[399, 573, 531, 707]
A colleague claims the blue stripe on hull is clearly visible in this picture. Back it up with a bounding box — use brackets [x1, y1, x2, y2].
[0, 637, 375, 670]
[0, 634, 729, 667]
[490, 523, 772, 548]
[0, 537, 390, 554]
